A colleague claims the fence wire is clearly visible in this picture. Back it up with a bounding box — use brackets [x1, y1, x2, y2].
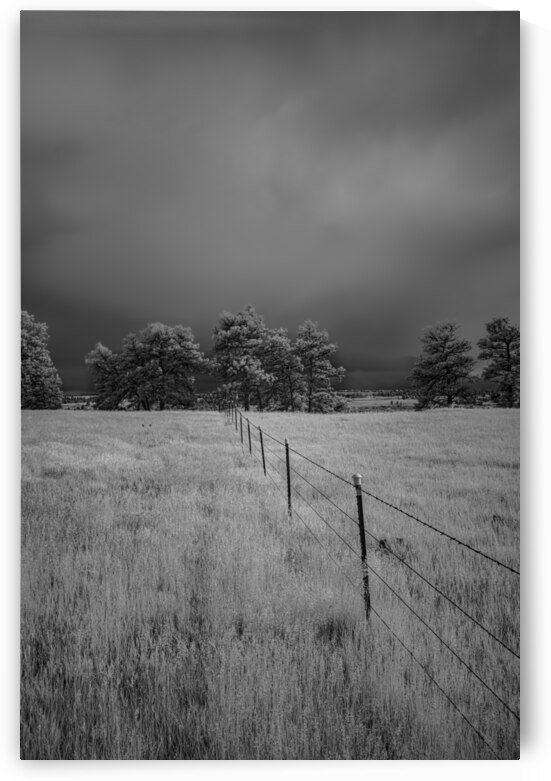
[234, 408, 519, 577]
[235, 409, 520, 657]
[259, 434, 505, 757]
[223, 407, 519, 757]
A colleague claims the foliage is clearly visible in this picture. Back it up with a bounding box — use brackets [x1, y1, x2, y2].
[85, 323, 206, 410]
[85, 342, 125, 410]
[261, 328, 306, 411]
[409, 322, 475, 409]
[195, 383, 241, 411]
[21, 310, 63, 409]
[211, 305, 272, 411]
[295, 320, 346, 412]
[477, 317, 520, 408]
[212, 307, 345, 413]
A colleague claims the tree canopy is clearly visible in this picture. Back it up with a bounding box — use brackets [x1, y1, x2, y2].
[86, 323, 206, 410]
[211, 305, 272, 411]
[409, 321, 475, 408]
[21, 311, 63, 409]
[295, 320, 346, 412]
[477, 317, 520, 407]
[85, 307, 345, 413]
[211, 306, 345, 412]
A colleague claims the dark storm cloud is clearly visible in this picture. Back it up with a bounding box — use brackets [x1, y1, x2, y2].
[20, 11, 519, 391]
[21, 136, 86, 255]
[292, 12, 518, 143]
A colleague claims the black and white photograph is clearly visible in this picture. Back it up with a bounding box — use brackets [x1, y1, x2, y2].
[17, 3, 527, 764]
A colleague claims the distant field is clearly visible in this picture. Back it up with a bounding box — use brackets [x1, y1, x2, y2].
[344, 395, 417, 411]
[21, 409, 519, 759]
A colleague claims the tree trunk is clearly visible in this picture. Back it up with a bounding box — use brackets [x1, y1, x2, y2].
[288, 376, 295, 412]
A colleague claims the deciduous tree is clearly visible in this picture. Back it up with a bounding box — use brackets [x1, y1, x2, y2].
[125, 323, 206, 410]
[86, 323, 206, 410]
[21, 310, 63, 409]
[409, 321, 474, 408]
[477, 317, 520, 407]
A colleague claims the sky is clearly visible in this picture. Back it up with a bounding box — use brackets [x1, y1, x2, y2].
[20, 9, 520, 392]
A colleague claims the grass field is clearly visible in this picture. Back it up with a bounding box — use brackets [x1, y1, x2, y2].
[20, 408, 520, 759]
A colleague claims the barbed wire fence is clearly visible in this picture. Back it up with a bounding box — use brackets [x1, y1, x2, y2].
[221, 404, 520, 759]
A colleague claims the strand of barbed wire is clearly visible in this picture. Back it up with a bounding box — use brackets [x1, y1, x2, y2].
[228, 410, 520, 691]
[236, 410, 519, 575]
[251, 427, 519, 707]
[254, 441, 505, 759]
[239, 411, 519, 657]
[283, 469, 519, 720]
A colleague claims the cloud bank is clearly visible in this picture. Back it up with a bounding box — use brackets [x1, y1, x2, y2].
[21, 11, 519, 390]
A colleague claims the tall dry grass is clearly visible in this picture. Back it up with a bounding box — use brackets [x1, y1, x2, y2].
[20, 409, 519, 759]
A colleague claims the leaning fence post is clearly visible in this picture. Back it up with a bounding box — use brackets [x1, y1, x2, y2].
[285, 439, 292, 517]
[259, 427, 266, 476]
[352, 473, 371, 621]
[247, 419, 252, 455]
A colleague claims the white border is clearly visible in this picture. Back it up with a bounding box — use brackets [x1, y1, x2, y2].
[5, 2, 549, 778]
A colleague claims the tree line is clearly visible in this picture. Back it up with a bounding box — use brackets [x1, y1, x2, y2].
[409, 318, 520, 409]
[21, 308, 519, 411]
[84, 306, 345, 412]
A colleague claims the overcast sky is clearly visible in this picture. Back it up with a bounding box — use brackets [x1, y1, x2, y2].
[20, 10, 519, 391]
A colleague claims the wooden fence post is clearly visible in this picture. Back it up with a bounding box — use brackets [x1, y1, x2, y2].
[247, 419, 252, 455]
[285, 439, 292, 517]
[352, 473, 371, 621]
[240, 413, 243, 445]
[259, 427, 266, 476]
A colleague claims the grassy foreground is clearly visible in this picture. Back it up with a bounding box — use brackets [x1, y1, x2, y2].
[20, 409, 519, 759]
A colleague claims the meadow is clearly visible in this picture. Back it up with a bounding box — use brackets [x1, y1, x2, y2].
[20, 408, 520, 759]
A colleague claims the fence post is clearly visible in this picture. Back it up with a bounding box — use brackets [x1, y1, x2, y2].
[352, 473, 371, 621]
[234, 406, 238, 431]
[285, 439, 292, 517]
[259, 427, 266, 476]
[247, 419, 252, 455]
[240, 413, 243, 445]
